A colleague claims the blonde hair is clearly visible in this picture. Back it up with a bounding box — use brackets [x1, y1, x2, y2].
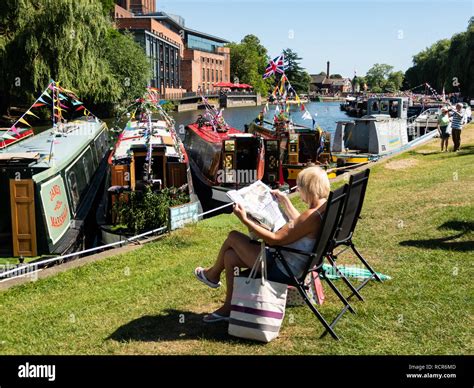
[297, 166, 330, 200]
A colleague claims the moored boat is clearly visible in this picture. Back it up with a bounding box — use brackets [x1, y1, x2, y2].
[184, 105, 282, 212]
[98, 90, 201, 244]
[332, 97, 439, 165]
[248, 115, 334, 186]
[0, 81, 110, 257]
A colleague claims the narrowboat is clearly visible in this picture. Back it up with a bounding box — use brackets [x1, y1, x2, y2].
[98, 102, 201, 244]
[248, 115, 333, 186]
[184, 114, 282, 211]
[0, 111, 110, 257]
[332, 97, 439, 165]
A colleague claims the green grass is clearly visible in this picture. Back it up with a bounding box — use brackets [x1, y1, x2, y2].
[0, 126, 473, 355]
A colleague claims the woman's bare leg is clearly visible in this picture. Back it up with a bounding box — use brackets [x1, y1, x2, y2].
[205, 231, 260, 283]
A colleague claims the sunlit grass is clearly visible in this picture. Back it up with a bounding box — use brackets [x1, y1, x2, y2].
[0, 125, 473, 355]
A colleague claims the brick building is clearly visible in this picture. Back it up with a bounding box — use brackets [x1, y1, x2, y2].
[113, 2, 230, 96]
[150, 12, 230, 93]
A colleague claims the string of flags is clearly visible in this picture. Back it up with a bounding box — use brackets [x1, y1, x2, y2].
[4, 80, 95, 138]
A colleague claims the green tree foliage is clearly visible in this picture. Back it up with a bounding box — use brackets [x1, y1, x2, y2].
[364, 63, 404, 92]
[404, 21, 473, 97]
[365, 64, 393, 92]
[282, 48, 311, 94]
[98, 0, 115, 14]
[103, 29, 151, 107]
[227, 34, 272, 95]
[0, 0, 150, 115]
[329, 74, 343, 79]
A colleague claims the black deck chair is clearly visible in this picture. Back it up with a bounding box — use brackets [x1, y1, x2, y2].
[327, 169, 382, 302]
[264, 185, 356, 340]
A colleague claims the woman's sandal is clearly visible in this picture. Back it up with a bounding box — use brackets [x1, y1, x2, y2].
[194, 267, 222, 289]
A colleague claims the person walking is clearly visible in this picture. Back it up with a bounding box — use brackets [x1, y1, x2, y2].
[438, 107, 450, 152]
[450, 103, 464, 152]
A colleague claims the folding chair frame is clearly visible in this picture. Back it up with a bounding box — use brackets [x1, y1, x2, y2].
[267, 185, 355, 340]
[330, 169, 382, 301]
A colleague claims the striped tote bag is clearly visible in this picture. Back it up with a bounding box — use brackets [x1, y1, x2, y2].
[228, 244, 288, 343]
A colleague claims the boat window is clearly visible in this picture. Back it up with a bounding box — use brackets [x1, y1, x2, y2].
[299, 134, 319, 164]
[389, 100, 399, 118]
[65, 147, 96, 214]
[371, 100, 379, 113]
[380, 100, 389, 112]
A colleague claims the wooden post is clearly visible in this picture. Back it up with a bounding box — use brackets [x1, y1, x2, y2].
[9, 179, 37, 257]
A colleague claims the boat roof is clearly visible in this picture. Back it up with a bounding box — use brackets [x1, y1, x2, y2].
[1, 117, 106, 180]
[112, 119, 180, 162]
[187, 123, 244, 143]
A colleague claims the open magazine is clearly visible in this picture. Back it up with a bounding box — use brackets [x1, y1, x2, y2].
[227, 181, 287, 232]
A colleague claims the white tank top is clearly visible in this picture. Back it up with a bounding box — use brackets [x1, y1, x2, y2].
[276, 209, 323, 279]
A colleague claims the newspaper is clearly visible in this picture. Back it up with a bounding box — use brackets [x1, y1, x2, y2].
[227, 180, 287, 232]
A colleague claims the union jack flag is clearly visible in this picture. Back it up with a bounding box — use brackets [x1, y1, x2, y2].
[263, 54, 286, 79]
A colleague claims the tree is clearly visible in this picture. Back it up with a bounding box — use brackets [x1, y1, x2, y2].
[404, 21, 473, 97]
[98, 0, 115, 14]
[0, 0, 151, 115]
[365, 63, 393, 92]
[103, 29, 151, 107]
[386, 71, 404, 92]
[282, 48, 311, 93]
[329, 74, 343, 79]
[227, 34, 272, 96]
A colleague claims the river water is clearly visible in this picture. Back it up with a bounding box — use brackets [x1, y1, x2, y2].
[170, 101, 349, 139]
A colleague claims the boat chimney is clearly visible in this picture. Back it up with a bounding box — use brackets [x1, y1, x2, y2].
[327, 61, 330, 77]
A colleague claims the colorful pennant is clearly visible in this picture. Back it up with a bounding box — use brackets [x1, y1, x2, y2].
[18, 117, 31, 127]
[25, 110, 40, 119]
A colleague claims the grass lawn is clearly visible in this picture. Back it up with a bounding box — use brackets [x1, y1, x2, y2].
[0, 125, 473, 355]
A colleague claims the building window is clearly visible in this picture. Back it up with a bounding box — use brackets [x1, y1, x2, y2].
[207, 68, 209, 81]
[187, 34, 225, 53]
[220, 70, 222, 82]
[202, 69, 205, 82]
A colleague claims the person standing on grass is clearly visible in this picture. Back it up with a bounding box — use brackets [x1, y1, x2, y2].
[437, 107, 450, 152]
[450, 103, 465, 152]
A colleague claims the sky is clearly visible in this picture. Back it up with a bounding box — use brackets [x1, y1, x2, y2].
[157, 0, 473, 77]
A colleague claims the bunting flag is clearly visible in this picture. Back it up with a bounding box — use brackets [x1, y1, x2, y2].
[58, 93, 68, 100]
[75, 105, 85, 111]
[301, 104, 306, 112]
[32, 102, 46, 108]
[72, 100, 83, 106]
[302, 110, 312, 120]
[18, 117, 31, 127]
[25, 110, 40, 119]
[59, 102, 69, 109]
[10, 125, 20, 135]
[275, 105, 280, 114]
[286, 104, 290, 113]
[37, 96, 49, 104]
